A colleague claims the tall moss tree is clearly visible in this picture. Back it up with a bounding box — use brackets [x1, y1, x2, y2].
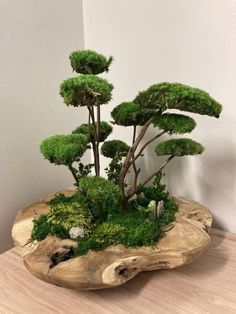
[60, 50, 113, 177]
[40, 50, 222, 207]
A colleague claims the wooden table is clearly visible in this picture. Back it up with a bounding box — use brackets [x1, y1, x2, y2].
[0, 229, 236, 314]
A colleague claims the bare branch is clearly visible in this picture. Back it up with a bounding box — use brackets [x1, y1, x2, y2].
[126, 155, 175, 200]
[68, 165, 78, 184]
[130, 130, 166, 167]
[131, 125, 140, 190]
[96, 104, 101, 176]
[119, 117, 153, 188]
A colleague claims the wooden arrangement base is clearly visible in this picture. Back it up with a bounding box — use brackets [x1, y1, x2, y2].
[11, 189, 212, 290]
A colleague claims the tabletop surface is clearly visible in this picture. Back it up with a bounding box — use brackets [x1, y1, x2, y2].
[0, 228, 236, 314]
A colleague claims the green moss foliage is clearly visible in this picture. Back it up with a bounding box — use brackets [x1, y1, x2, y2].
[111, 102, 155, 126]
[31, 215, 69, 241]
[72, 121, 113, 142]
[32, 174, 178, 256]
[153, 113, 196, 134]
[31, 194, 92, 241]
[40, 134, 89, 165]
[60, 75, 113, 107]
[105, 152, 123, 184]
[134, 82, 222, 118]
[69, 50, 113, 74]
[155, 138, 204, 156]
[76, 197, 178, 256]
[101, 140, 129, 158]
[76, 173, 178, 256]
[78, 176, 123, 220]
[135, 172, 170, 207]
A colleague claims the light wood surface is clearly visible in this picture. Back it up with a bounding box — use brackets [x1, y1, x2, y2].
[1, 228, 236, 313]
[11, 189, 212, 290]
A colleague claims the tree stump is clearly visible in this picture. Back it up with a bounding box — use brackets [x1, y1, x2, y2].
[11, 189, 212, 290]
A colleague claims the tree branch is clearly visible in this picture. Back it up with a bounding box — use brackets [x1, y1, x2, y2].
[96, 104, 101, 176]
[119, 118, 153, 188]
[131, 126, 140, 190]
[126, 155, 175, 200]
[68, 165, 78, 184]
[129, 130, 166, 167]
[87, 105, 98, 176]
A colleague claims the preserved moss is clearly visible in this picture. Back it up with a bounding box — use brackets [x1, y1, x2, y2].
[69, 50, 113, 74]
[155, 138, 204, 156]
[134, 82, 222, 118]
[72, 121, 112, 142]
[60, 75, 113, 107]
[40, 134, 89, 165]
[153, 113, 196, 134]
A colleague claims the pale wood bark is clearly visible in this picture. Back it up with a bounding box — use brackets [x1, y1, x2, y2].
[12, 189, 212, 290]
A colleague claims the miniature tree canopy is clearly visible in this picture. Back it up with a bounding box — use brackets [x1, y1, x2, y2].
[155, 138, 204, 156]
[40, 134, 89, 165]
[69, 50, 113, 74]
[101, 140, 130, 158]
[60, 75, 113, 107]
[134, 82, 222, 117]
[152, 113, 196, 134]
[111, 102, 155, 126]
[72, 121, 112, 142]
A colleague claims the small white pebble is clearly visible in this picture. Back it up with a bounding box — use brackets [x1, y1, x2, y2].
[69, 226, 85, 239]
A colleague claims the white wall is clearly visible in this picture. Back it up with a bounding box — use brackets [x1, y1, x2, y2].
[0, 0, 87, 253]
[83, 0, 236, 232]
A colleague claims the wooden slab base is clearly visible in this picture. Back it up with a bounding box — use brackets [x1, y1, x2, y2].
[11, 189, 212, 290]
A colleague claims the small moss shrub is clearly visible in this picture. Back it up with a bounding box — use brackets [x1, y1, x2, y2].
[69, 50, 113, 74]
[78, 176, 123, 220]
[60, 75, 113, 107]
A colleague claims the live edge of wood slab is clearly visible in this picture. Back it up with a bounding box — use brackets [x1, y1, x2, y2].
[11, 189, 212, 290]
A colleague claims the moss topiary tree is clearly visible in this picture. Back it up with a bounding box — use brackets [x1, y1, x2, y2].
[36, 49, 223, 252]
[41, 49, 222, 208]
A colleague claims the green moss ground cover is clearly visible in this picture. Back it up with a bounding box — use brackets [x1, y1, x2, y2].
[31, 175, 178, 257]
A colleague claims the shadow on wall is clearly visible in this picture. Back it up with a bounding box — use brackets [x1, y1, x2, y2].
[197, 142, 236, 230]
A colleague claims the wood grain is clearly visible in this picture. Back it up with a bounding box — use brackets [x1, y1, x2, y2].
[1, 229, 236, 313]
[11, 190, 212, 290]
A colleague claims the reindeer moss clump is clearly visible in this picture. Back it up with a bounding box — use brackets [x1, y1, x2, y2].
[32, 49, 222, 257]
